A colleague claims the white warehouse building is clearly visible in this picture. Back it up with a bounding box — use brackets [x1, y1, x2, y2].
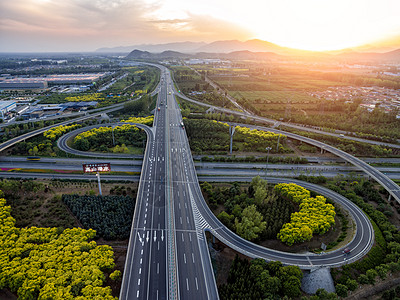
[0, 101, 17, 118]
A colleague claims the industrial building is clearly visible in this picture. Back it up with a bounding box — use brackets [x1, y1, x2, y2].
[0, 101, 17, 118]
[0, 79, 48, 90]
[0, 73, 109, 91]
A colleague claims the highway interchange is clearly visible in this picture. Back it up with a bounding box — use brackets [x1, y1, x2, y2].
[1, 62, 399, 299]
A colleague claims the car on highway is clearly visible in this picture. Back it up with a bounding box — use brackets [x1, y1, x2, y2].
[343, 248, 351, 254]
[158, 107, 160, 111]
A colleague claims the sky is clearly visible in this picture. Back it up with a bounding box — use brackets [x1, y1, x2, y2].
[0, 0, 399, 52]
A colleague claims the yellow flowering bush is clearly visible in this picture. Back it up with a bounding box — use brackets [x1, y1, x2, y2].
[65, 93, 105, 102]
[43, 124, 81, 141]
[0, 195, 117, 299]
[274, 183, 336, 245]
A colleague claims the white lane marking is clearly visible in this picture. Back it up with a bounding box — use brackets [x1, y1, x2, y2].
[182, 233, 184, 241]
[139, 268, 141, 274]
[192, 253, 195, 263]
[184, 253, 186, 264]
[140, 258, 142, 264]
[195, 277, 198, 290]
[180, 217, 182, 224]
[141, 249, 143, 255]
[158, 241, 160, 250]
[189, 233, 192, 242]
[137, 291, 139, 298]
[178, 203, 181, 209]
[157, 263, 159, 274]
[185, 203, 187, 209]
[186, 278, 189, 291]
[187, 216, 189, 224]
[138, 278, 140, 285]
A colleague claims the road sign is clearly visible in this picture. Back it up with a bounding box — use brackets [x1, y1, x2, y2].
[83, 163, 111, 173]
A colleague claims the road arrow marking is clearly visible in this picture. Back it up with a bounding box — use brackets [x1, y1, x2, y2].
[137, 232, 142, 243]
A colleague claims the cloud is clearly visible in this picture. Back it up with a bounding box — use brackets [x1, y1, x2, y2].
[0, 0, 252, 51]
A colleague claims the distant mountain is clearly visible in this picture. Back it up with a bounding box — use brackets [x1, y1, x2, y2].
[125, 47, 400, 62]
[195, 39, 291, 54]
[97, 41, 206, 53]
[125, 49, 191, 59]
[336, 48, 400, 62]
[195, 50, 281, 60]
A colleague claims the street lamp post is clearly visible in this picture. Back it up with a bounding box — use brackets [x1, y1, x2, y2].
[265, 147, 272, 179]
[111, 126, 115, 146]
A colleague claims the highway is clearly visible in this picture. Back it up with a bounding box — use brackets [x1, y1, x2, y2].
[230, 123, 400, 204]
[3, 158, 400, 179]
[120, 68, 219, 299]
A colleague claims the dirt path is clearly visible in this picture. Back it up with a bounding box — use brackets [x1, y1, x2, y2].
[345, 275, 400, 299]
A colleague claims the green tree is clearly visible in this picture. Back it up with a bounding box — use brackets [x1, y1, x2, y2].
[235, 205, 266, 241]
[346, 278, 358, 291]
[336, 284, 348, 298]
[283, 275, 301, 298]
[366, 269, 378, 284]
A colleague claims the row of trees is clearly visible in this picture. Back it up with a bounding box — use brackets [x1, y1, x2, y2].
[121, 115, 154, 126]
[274, 183, 336, 245]
[287, 127, 396, 157]
[62, 194, 135, 240]
[184, 119, 290, 154]
[73, 124, 146, 152]
[0, 194, 117, 299]
[43, 124, 81, 141]
[218, 256, 303, 299]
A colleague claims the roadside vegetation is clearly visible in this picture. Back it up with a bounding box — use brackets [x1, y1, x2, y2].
[63, 194, 135, 240]
[202, 177, 340, 247]
[184, 119, 290, 155]
[219, 256, 303, 299]
[73, 124, 147, 154]
[0, 192, 118, 299]
[0, 178, 137, 298]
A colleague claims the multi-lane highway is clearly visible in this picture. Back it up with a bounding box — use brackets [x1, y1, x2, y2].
[3, 158, 400, 179]
[120, 68, 219, 299]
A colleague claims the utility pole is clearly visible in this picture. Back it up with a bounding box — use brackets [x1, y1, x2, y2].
[112, 126, 115, 146]
[96, 172, 102, 195]
[276, 135, 281, 152]
[265, 147, 272, 179]
[229, 125, 236, 155]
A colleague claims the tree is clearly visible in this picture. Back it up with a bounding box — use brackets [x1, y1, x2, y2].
[336, 284, 348, 297]
[74, 137, 90, 151]
[358, 274, 369, 284]
[282, 275, 301, 298]
[346, 278, 358, 291]
[366, 269, 378, 284]
[235, 205, 266, 241]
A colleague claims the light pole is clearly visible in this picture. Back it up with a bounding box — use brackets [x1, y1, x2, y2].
[229, 125, 236, 155]
[265, 147, 272, 179]
[111, 126, 115, 146]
